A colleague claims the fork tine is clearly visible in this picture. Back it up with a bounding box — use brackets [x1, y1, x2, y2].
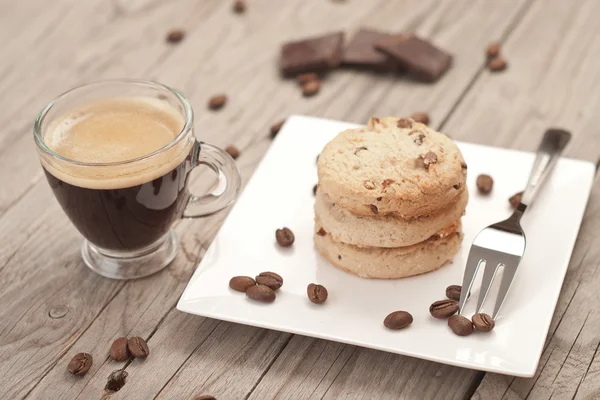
[476, 261, 502, 313]
[458, 247, 485, 315]
[491, 256, 521, 318]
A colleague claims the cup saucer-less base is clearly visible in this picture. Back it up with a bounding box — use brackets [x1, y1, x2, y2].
[177, 116, 595, 377]
[82, 230, 178, 280]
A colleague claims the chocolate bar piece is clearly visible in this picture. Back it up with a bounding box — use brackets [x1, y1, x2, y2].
[279, 32, 344, 77]
[342, 28, 397, 70]
[375, 33, 452, 82]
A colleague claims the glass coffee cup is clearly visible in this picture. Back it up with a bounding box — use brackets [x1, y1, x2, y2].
[34, 80, 241, 280]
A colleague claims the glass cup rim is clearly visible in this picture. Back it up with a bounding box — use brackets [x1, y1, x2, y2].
[33, 79, 194, 167]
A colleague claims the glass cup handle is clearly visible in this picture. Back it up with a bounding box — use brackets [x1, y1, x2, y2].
[182, 140, 241, 218]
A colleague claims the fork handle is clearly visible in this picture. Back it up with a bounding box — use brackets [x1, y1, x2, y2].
[520, 129, 571, 207]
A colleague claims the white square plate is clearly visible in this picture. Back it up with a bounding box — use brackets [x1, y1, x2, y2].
[178, 116, 595, 377]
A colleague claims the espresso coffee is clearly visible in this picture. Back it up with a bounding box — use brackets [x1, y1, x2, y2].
[41, 97, 195, 252]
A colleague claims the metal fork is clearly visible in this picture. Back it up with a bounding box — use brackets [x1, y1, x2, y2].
[458, 129, 571, 319]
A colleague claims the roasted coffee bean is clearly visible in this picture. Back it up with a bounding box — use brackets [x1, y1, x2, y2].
[232, 0, 246, 13]
[225, 145, 240, 160]
[194, 396, 217, 400]
[208, 94, 227, 110]
[275, 227, 294, 247]
[166, 30, 185, 44]
[384, 311, 413, 330]
[476, 174, 494, 194]
[429, 299, 459, 319]
[488, 56, 508, 72]
[270, 119, 286, 138]
[302, 80, 320, 97]
[229, 276, 256, 292]
[486, 42, 501, 58]
[246, 284, 276, 303]
[472, 313, 495, 332]
[448, 315, 474, 336]
[445, 285, 462, 301]
[67, 353, 93, 376]
[307, 283, 328, 304]
[411, 112, 429, 125]
[105, 369, 128, 392]
[509, 191, 523, 208]
[296, 72, 319, 85]
[127, 336, 149, 359]
[313, 184, 318, 195]
[256, 272, 283, 290]
[109, 337, 130, 361]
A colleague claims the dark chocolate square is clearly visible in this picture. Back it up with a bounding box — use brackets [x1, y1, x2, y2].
[375, 33, 452, 82]
[279, 32, 344, 77]
[342, 28, 397, 70]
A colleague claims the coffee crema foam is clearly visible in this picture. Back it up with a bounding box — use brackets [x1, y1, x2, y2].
[40, 97, 194, 190]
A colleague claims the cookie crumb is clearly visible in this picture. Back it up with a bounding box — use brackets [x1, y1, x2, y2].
[363, 180, 375, 190]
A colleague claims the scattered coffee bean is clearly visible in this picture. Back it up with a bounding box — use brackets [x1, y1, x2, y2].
[109, 337, 130, 362]
[445, 285, 462, 301]
[383, 311, 413, 330]
[296, 72, 319, 85]
[307, 283, 328, 304]
[411, 112, 430, 125]
[429, 299, 459, 319]
[229, 276, 256, 292]
[127, 336, 149, 359]
[246, 284, 276, 303]
[488, 56, 508, 72]
[225, 145, 240, 160]
[208, 94, 227, 110]
[302, 80, 320, 97]
[232, 0, 246, 13]
[509, 191, 523, 208]
[194, 396, 217, 400]
[275, 227, 294, 247]
[486, 42, 501, 59]
[105, 369, 128, 392]
[256, 272, 283, 290]
[476, 174, 494, 194]
[448, 315, 474, 336]
[270, 119, 286, 138]
[313, 184, 318, 195]
[472, 313, 495, 332]
[166, 30, 185, 44]
[67, 353, 93, 376]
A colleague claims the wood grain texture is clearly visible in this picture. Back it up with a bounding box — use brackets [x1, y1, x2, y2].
[3, 0, 598, 399]
[444, 0, 600, 398]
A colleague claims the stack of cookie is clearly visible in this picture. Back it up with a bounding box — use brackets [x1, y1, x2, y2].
[314, 117, 468, 279]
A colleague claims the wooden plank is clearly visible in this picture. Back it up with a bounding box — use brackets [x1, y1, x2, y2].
[0, 0, 530, 398]
[104, 1, 533, 399]
[441, 0, 600, 163]
[441, 0, 600, 398]
[0, 0, 221, 214]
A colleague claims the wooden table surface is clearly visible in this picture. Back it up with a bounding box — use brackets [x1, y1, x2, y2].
[2, 0, 600, 399]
